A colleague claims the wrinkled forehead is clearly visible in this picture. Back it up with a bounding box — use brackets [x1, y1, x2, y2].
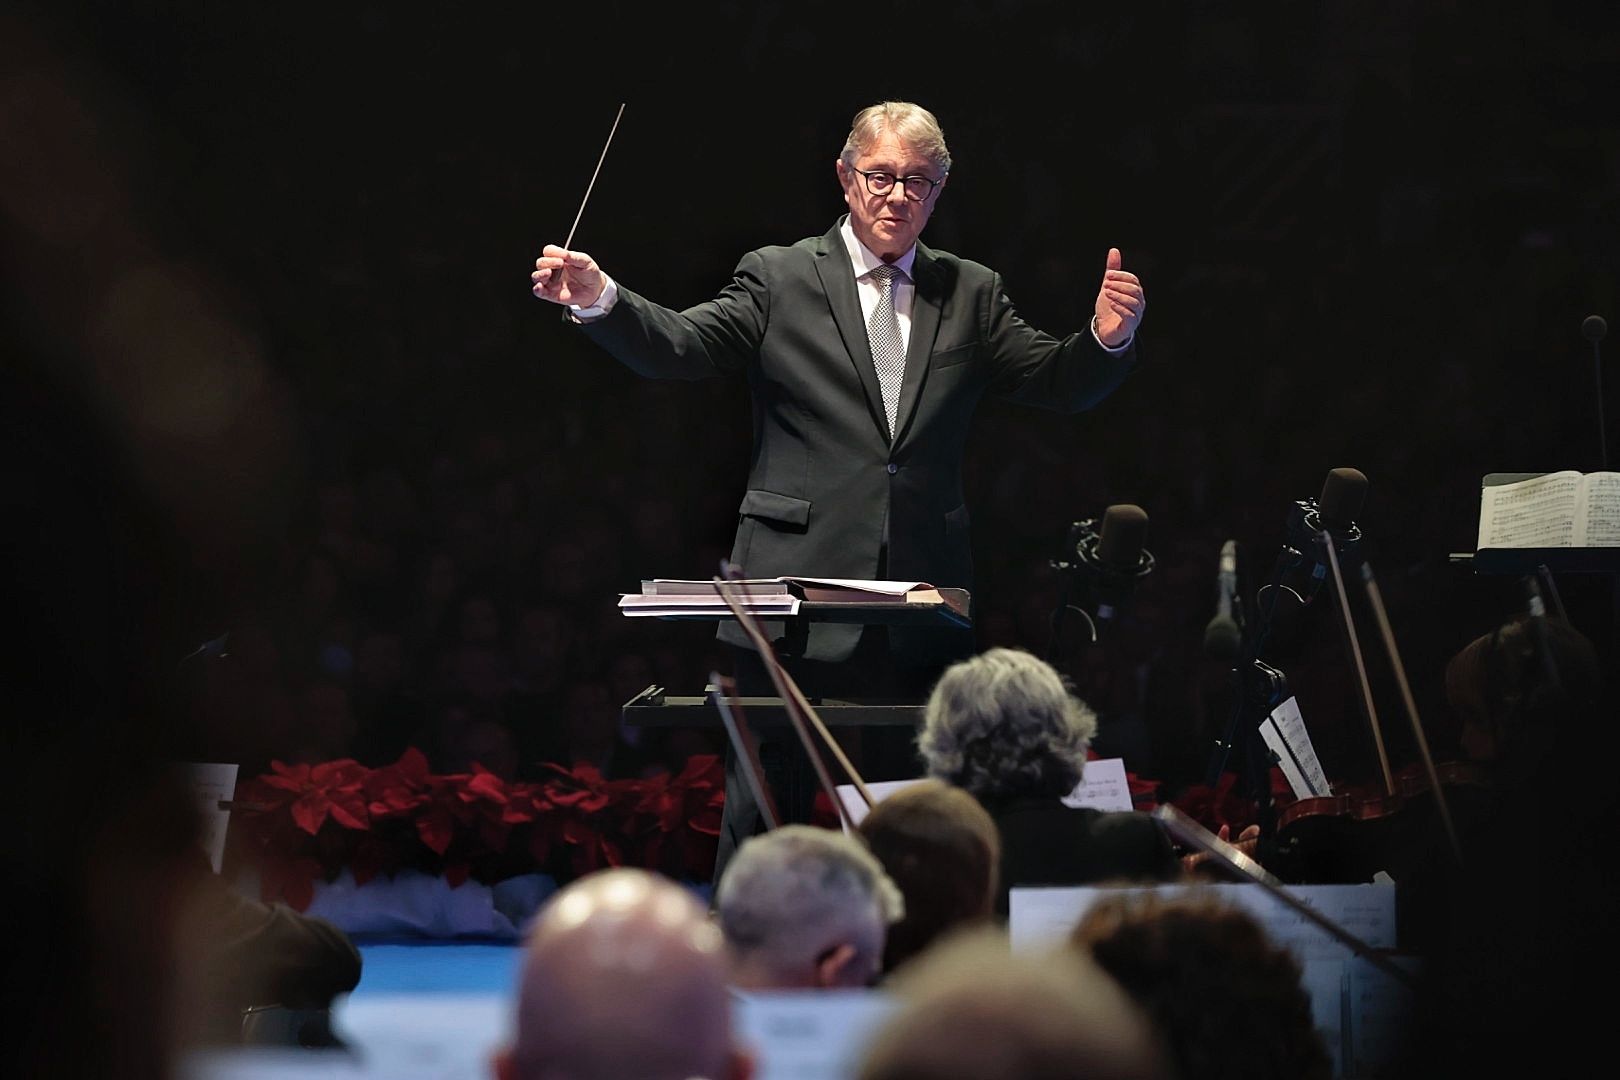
[850, 131, 943, 177]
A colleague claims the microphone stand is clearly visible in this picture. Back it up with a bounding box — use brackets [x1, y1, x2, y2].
[1046, 518, 1155, 661]
[1206, 497, 1358, 856]
[1048, 519, 1102, 660]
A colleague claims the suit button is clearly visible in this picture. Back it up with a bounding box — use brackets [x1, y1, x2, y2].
[886, 463, 898, 475]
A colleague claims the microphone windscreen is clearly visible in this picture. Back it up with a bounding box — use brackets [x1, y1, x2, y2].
[1583, 315, 1608, 342]
[1317, 468, 1368, 529]
[1203, 617, 1243, 662]
[1097, 504, 1148, 568]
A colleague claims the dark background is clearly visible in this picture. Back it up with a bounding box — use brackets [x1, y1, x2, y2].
[5, 1, 1617, 798]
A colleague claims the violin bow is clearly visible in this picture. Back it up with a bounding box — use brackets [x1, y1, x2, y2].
[1155, 804, 1419, 991]
[709, 672, 781, 831]
[711, 565, 876, 829]
[1359, 561, 1465, 867]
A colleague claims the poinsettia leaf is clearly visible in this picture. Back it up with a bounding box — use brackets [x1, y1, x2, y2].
[464, 770, 509, 804]
[290, 793, 332, 835]
[328, 794, 370, 831]
[417, 808, 454, 856]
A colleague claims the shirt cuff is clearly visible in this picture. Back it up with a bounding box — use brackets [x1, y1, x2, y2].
[568, 276, 618, 322]
[1091, 315, 1132, 354]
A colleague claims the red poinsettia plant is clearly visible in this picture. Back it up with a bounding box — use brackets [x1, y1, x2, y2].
[233, 746, 1274, 911]
[233, 749, 724, 911]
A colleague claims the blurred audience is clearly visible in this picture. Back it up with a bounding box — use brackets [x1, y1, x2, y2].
[918, 648, 1181, 915]
[493, 867, 753, 1080]
[855, 779, 1000, 976]
[715, 825, 903, 990]
[857, 930, 1172, 1080]
[1072, 891, 1332, 1080]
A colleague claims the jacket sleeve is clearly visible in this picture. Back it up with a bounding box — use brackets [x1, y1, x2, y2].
[197, 874, 363, 1010]
[980, 271, 1136, 414]
[576, 250, 770, 380]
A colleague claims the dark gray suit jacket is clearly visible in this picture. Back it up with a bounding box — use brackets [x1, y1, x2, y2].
[580, 219, 1135, 662]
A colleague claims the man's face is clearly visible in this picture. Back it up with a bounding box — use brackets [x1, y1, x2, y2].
[836, 129, 946, 260]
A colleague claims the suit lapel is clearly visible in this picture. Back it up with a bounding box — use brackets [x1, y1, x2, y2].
[813, 224, 890, 442]
[892, 243, 943, 448]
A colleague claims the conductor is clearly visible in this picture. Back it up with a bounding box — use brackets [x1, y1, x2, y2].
[531, 101, 1146, 866]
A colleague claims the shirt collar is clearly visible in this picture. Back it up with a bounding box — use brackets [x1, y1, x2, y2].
[839, 216, 916, 281]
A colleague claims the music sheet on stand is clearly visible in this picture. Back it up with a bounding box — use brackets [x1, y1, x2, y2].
[1477, 471, 1580, 548]
[1262, 696, 1330, 800]
[1574, 471, 1620, 544]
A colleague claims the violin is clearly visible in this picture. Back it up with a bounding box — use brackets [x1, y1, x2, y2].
[1273, 759, 1493, 884]
[1268, 540, 1475, 883]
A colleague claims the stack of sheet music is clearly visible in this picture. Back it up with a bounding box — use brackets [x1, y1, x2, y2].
[617, 578, 946, 617]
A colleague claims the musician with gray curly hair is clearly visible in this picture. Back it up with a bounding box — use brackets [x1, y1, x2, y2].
[918, 648, 1180, 915]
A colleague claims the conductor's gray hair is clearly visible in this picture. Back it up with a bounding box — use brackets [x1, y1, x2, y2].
[716, 825, 904, 980]
[840, 101, 952, 173]
[918, 648, 1098, 805]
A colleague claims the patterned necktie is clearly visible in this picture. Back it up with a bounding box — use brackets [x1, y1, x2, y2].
[867, 263, 905, 438]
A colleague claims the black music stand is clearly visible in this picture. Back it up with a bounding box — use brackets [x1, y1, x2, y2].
[1454, 472, 1620, 647]
[621, 588, 973, 884]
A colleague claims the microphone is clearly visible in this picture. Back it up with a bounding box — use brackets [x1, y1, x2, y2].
[1202, 539, 1243, 661]
[1054, 504, 1154, 643]
[1583, 315, 1608, 469]
[1090, 504, 1151, 624]
[1279, 467, 1368, 603]
[1253, 469, 1368, 659]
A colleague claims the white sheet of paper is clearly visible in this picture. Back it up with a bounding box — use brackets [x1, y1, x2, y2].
[835, 758, 1134, 833]
[1477, 470, 1581, 548]
[732, 989, 896, 1080]
[1301, 959, 1348, 1079]
[186, 762, 239, 874]
[1347, 954, 1424, 1079]
[331, 992, 510, 1079]
[835, 779, 924, 832]
[1008, 882, 1396, 957]
[1061, 757, 1135, 812]
[786, 578, 927, 594]
[1260, 697, 1330, 800]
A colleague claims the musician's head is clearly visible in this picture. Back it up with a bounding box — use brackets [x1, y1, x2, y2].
[857, 929, 1172, 1080]
[1071, 891, 1332, 1080]
[1444, 615, 1604, 762]
[918, 648, 1097, 808]
[715, 824, 903, 990]
[835, 101, 950, 261]
[856, 778, 1001, 976]
[496, 867, 753, 1080]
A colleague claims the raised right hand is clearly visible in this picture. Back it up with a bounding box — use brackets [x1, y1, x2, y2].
[531, 244, 606, 307]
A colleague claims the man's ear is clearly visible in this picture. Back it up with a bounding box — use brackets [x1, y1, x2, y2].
[492, 1048, 516, 1080]
[835, 159, 854, 204]
[815, 942, 860, 988]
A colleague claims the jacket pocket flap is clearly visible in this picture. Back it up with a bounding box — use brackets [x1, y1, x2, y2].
[739, 489, 812, 526]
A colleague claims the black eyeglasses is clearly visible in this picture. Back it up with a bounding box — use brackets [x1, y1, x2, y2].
[851, 167, 946, 201]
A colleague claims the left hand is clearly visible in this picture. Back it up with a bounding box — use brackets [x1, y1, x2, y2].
[1180, 823, 1262, 878]
[1093, 247, 1145, 348]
